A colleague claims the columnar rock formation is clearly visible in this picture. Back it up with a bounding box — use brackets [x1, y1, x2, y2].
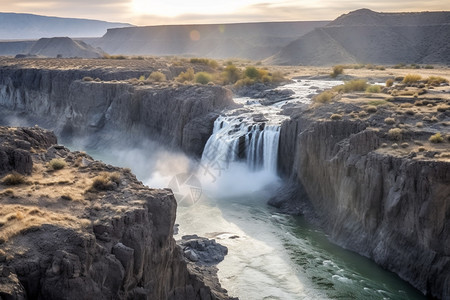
[0, 59, 234, 156]
[277, 102, 450, 299]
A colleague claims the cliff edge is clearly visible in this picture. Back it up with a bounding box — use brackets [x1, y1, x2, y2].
[0, 126, 233, 299]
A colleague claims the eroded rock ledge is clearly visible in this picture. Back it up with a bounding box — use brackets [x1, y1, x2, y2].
[0, 126, 233, 299]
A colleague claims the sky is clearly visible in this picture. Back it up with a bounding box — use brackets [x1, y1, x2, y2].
[1, 0, 449, 25]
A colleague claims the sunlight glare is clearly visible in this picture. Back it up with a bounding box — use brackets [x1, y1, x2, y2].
[131, 0, 263, 17]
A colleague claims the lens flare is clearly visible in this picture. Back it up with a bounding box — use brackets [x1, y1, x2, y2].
[190, 30, 200, 41]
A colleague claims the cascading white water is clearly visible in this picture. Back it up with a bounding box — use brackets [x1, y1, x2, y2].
[201, 78, 344, 174]
[201, 115, 281, 172]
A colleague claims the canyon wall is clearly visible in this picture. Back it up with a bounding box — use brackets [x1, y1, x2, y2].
[0, 65, 234, 156]
[278, 116, 450, 299]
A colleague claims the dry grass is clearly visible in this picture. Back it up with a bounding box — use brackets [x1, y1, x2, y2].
[365, 85, 382, 93]
[429, 133, 444, 143]
[333, 79, 368, 93]
[0, 205, 90, 243]
[386, 78, 394, 87]
[2, 172, 26, 185]
[358, 111, 368, 118]
[313, 91, 335, 104]
[148, 71, 166, 82]
[330, 114, 342, 120]
[384, 117, 396, 125]
[366, 105, 377, 113]
[426, 76, 448, 86]
[90, 172, 121, 191]
[388, 128, 403, 141]
[49, 158, 66, 170]
[402, 74, 422, 84]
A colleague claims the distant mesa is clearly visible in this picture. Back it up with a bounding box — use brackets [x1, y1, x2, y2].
[266, 9, 450, 65]
[91, 21, 329, 60]
[0, 12, 133, 39]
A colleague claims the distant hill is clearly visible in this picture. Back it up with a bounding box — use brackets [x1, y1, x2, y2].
[28, 37, 104, 58]
[0, 37, 104, 58]
[0, 12, 133, 39]
[91, 21, 329, 60]
[266, 9, 450, 65]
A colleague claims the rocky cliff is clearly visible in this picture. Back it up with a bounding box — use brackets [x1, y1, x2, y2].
[267, 9, 450, 65]
[0, 126, 232, 299]
[0, 59, 234, 156]
[277, 96, 450, 299]
[91, 21, 328, 60]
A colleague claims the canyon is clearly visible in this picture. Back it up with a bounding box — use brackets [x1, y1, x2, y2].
[0, 58, 449, 299]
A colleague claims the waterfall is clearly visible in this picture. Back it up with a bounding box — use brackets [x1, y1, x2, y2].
[201, 115, 281, 173]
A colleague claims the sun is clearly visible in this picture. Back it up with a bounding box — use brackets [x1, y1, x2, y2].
[130, 0, 254, 17]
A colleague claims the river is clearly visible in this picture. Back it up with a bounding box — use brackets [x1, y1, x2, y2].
[75, 79, 425, 300]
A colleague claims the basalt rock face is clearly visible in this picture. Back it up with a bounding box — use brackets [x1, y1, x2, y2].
[0, 126, 56, 175]
[0, 126, 232, 299]
[278, 116, 450, 299]
[0, 62, 234, 156]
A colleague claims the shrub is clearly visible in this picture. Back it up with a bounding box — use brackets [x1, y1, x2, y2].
[391, 143, 399, 149]
[176, 68, 195, 83]
[49, 159, 66, 170]
[365, 85, 381, 93]
[416, 122, 424, 128]
[426, 76, 449, 86]
[333, 79, 368, 93]
[401, 142, 409, 148]
[429, 133, 443, 143]
[384, 117, 396, 125]
[388, 128, 403, 141]
[402, 74, 422, 84]
[2, 172, 26, 185]
[418, 146, 426, 152]
[330, 114, 342, 120]
[330, 65, 344, 78]
[222, 64, 241, 84]
[195, 72, 213, 84]
[424, 65, 434, 69]
[189, 58, 219, 69]
[148, 71, 166, 82]
[138, 75, 145, 81]
[90, 172, 121, 191]
[244, 66, 260, 79]
[385, 78, 394, 87]
[82, 76, 93, 82]
[405, 109, 415, 115]
[313, 91, 335, 104]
